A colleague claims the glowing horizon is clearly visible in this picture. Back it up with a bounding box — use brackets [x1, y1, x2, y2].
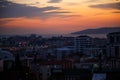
[0, 0, 120, 35]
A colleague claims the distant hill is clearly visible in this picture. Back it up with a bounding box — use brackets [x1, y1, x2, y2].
[71, 27, 120, 34]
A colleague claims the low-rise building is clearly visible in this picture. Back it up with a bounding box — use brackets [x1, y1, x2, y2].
[55, 47, 74, 60]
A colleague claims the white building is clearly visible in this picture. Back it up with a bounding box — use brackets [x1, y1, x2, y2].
[74, 35, 92, 53]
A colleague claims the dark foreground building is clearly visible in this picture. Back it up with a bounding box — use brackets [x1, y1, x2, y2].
[49, 68, 120, 80]
[0, 54, 37, 80]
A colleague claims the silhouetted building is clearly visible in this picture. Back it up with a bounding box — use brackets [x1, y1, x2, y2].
[0, 49, 14, 70]
[50, 68, 92, 80]
[106, 32, 120, 68]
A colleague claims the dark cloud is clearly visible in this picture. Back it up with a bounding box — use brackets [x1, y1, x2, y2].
[44, 11, 70, 14]
[89, 2, 120, 10]
[58, 15, 82, 18]
[112, 11, 120, 13]
[0, 0, 65, 18]
[27, 2, 40, 5]
[48, 0, 62, 3]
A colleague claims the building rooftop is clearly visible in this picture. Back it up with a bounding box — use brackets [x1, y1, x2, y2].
[107, 32, 120, 36]
[77, 35, 92, 38]
[56, 47, 73, 51]
[0, 49, 14, 60]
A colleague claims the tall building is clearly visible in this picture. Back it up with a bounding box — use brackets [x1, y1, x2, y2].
[107, 32, 120, 58]
[74, 35, 92, 53]
[106, 32, 120, 68]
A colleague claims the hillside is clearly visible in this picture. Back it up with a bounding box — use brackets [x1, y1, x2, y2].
[71, 27, 120, 34]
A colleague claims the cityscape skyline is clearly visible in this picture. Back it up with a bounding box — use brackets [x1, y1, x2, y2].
[0, 1, 120, 79]
[0, 31, 120, 80]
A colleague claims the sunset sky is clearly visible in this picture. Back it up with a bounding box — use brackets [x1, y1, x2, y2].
[0, 0, 120, 35]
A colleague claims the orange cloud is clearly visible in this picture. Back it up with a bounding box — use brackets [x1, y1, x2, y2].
[0, 12, 119, 35]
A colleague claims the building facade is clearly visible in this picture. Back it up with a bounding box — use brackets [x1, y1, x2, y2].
[74, 36, 92, 53]
[106, 32, 120, 68]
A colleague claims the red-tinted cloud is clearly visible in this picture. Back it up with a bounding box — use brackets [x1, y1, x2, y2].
[89, 2, 120, 10]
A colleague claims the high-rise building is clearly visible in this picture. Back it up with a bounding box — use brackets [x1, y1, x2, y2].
[107, 32, 120, 58]
[106, 32, 120, 68]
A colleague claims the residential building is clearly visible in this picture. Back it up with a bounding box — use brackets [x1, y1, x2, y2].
[74, 35, 92, 53]
[55, 47, 74, 60]
[106, 32, 120, 68]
